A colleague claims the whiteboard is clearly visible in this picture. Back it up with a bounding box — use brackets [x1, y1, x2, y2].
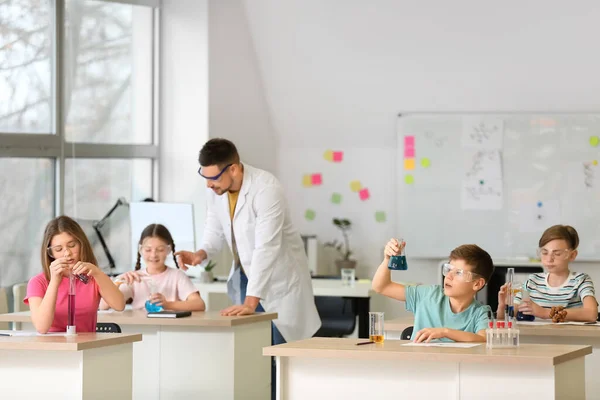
[129, 202, 196, 270]
[396, 112, 600, 260]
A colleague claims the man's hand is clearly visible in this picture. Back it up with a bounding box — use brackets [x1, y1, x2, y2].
[413, 327, 448, 343]
[174, 250, 207, 271]
[220, 304, 256, 316]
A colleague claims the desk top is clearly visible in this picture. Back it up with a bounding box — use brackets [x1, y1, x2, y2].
[193, 278, 375, 298]
[386, 317, 600, 338]
[0, 332, 142, 351]
[0, 310, 278, 327]
[263, 337, 591, 366]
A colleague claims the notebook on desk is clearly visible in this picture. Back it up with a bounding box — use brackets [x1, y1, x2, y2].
[147, 311, 192, 319]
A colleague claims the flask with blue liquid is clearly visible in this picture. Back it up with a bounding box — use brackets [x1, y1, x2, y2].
[144, 278, 164, 313]
[388, 238, 408, 270]
[516, 287, 535, 322]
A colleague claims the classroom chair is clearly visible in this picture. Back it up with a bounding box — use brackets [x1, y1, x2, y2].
[96, 322, 121, 333]
[12, 282, 28, 330]
[313, 296, 358, 337]
[401, 326, 413, 341]
[96, 322, 122, 333]
[0, 288, 8, 330]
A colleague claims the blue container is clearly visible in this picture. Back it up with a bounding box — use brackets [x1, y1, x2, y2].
[145, 300, 164, 313]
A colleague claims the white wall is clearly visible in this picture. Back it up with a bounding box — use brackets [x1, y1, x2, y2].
[209, 0, 278, 173]
[206, 0, 600, 318]
[159, 0, 209, 253]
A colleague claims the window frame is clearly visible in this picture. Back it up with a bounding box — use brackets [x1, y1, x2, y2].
[0, 0, 161, 215]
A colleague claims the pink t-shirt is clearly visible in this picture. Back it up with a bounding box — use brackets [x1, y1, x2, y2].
[24, 273, 101, 333]
[120, 267, 199, 310]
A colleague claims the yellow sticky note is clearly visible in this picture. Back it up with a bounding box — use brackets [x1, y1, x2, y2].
[590, 136, 600, 147]
[421, 158, 431, 168]
[594, 160, 598, 166]
[405, 175, 414, 184]
[404, 158, 415, 170]
[302, 175, 312, 187]
[349, 180, 362, 192]
[323, 150, 334, 161]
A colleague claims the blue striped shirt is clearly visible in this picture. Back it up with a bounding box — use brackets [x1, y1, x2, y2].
[514, 272, 596, 309]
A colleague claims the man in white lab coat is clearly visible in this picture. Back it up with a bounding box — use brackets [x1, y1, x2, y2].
[175, 138, 321, 346]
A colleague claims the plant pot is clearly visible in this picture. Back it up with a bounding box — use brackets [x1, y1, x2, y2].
[335, 259, 357, 275]
[199, 270, 214, 283]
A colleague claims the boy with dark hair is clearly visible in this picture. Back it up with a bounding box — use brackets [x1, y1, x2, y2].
[372, 240, 494, 343]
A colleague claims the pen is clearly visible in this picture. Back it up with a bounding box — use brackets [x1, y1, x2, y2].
[0, 333, 11, 336]
[355, 341, 375, 346]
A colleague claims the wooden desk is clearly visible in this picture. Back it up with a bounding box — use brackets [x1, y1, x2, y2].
[194, 278, 374, 337]
[264, 337, 590, 400]
[386, 317, 600, 399]
[0, 333, 141, 399]
[0, 310, 277, 400]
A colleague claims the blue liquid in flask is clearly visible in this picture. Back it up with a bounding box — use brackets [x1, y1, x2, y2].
[517, 311, 535, 322]
[388, 255, 408, 270]
[145, 300, 163, 313]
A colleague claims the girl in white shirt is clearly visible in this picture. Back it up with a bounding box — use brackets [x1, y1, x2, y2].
[100, 224, 205, 312]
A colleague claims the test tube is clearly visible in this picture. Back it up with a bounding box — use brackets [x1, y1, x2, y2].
[506, 268, 514, 328]
[66, 274, 77, 335]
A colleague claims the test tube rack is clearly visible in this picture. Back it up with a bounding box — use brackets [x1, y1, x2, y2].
[486, 325, 520, 349]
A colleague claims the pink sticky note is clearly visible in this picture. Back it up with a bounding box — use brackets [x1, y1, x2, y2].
[332, 151, 343, 162]
[359, 188, 370, 201]
[311, 173, 322, 185]
[404, 148, 415, 158]
[404, 136, 415, 147]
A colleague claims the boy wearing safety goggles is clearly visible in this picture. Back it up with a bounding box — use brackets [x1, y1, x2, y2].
[497, 225, 597, 323]
[372, 240, 494, 343]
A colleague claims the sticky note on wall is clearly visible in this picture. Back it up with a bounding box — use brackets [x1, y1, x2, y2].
[331, 193, 342, 204]
[350, 180, 362, 192]
[332, 151, 343, 162]
[302, 175, 312, 187]
[404, 148, 415, 158]
[323, 150, 334, 161]
[404, 135, 415, 147]
[404, 159, 415, 170]
[305, 209, 316, 221]
[311, 173, 322, 185]
[375, 211, 386, 222]
[359, 188, 370, 201]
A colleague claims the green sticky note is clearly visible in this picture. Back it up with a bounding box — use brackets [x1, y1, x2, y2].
[375, 211, 386, 223]
[590, 136, 600, 147]
[421, 158, 431, 168]
[405, 174, 414, 184]
[331, 193, 342, 204]
[305, 209, 316, 221]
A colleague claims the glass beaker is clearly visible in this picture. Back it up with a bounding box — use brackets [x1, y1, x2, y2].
[369, 312, 385, 343]
[144, 278, 164, 313]
[341, 268, 355, 287]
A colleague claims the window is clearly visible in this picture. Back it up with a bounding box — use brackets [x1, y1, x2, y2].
[0, 0, 54, 134]
[0, 0, 160, 287]
[64, 1, 153, 144]
[0, 158, 55, 285]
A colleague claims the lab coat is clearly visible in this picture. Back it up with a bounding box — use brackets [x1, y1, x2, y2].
[200, 164, 321, 342]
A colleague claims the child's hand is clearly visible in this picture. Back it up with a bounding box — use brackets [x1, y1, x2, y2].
[49, 257, 70, 282]
[72, 261, 100, 278]
[413, 327, 447, 343]
[497, 283, 510, 307]
[520, 300, 549, 319]
[117, 271, 145, 285]
[383, 239, 405, 259]
[150, 292, 168, 308]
